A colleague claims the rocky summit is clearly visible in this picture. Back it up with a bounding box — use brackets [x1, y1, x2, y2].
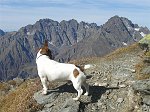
[0, 15, 150, 81]
[0, 43, 149, 112]
[32, 44, 150, 112]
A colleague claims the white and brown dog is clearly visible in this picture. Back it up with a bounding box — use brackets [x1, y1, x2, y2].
[36, 40, 90, 100]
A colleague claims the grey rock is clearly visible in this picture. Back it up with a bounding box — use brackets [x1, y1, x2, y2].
[98, 83, 108, 87]
[109, 82, 119, 87]
[112, 69, 131, 82]
[143, 95, 150, 106]
[132, 79, 150, 109]
[142, 104, 150, 112]
[119, 84, 126, 88]
[33, 90, 59, 105]
[44, 103, 55, 108]
[141, 66, 150, 75]
[38, 108, 52, 112]
[117, 98, 124, 103]
[59, 98, 80, 112]
[132, 79, 150, 95]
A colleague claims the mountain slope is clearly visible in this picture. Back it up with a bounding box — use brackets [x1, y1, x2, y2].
[0, 15, 150, 81]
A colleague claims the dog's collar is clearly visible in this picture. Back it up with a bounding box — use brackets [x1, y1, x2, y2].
[36, 54, 46, 60]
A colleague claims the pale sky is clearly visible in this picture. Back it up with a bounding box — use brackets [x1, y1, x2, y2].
[0, 0, 150, 31]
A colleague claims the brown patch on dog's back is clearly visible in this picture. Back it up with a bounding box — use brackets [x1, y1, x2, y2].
[73, 69, 79, 78]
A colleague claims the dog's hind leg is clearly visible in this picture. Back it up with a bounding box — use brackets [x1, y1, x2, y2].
[82, 81, 89, 96]
[40, 76, 48, 95]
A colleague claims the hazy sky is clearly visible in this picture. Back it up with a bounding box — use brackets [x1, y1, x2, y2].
[0, 0, 150, 31]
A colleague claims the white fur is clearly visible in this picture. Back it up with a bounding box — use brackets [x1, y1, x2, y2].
[36, 49, 89, 100]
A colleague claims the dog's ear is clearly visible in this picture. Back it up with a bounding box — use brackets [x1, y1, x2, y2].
[44, 40, 48, 48]
[41, 40, 53, 59]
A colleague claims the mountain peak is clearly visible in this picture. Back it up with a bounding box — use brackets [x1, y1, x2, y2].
[37, 18, 59, 27]
[110, 15, 120, 19]
[105, 15, 134, 28]
[38, 18, 57, 23]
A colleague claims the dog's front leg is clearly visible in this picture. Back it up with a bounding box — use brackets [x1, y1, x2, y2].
[73, 89, 83, 100]
[40, 76, 48, 95]
[72, 82, 83, 100]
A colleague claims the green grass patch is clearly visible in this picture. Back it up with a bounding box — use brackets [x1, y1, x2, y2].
[139, 34, 150, 45]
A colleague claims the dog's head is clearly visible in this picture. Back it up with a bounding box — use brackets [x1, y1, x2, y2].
[37, 40, 53, 59]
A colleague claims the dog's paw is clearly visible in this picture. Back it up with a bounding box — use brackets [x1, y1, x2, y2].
[73, 97, 79, 101]
[81, 89, 83, 95]
[42, 90, 47, 95]
[84, 92, 89, 96]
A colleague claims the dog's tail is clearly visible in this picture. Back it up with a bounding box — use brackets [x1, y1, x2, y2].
[76, 64, 92, 72]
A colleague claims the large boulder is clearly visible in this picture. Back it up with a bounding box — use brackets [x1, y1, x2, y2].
[132, 79, 150, 106]
[132, 79, 150, 94]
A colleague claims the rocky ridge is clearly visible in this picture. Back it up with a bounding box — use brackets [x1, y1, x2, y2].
[0, 43, 149, 112]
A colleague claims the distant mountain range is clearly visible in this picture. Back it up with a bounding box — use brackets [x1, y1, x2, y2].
[0, 15, 150, 81]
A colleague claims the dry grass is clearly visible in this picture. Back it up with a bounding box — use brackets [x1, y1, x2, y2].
[69, 56, 98, 65]
[69, 43, 141, 65]
[0, 83, 10, 107]
[135, 62, 149, 80]
[135, 50, 150, 80]
[104, 43, 140, 61]
[7, 80, 17, 86]
[0, 78, 43, 112]
[0, 83, 10, 92]
[145, 51, 150, 56]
